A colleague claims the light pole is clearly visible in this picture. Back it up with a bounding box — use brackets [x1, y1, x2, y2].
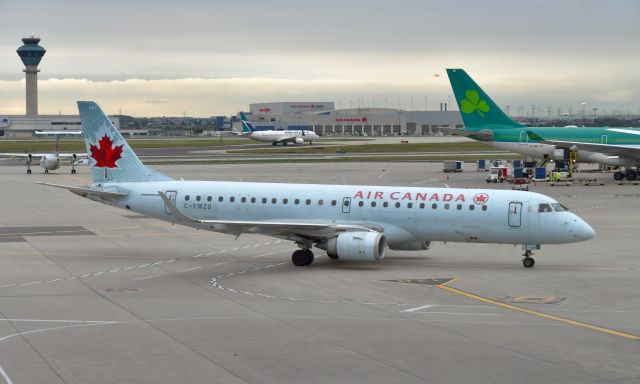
[581, 102, 586, 121]
[593, 107, 598, 124]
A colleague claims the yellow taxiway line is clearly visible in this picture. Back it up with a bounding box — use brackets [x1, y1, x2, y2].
[436, 279, 640, 340]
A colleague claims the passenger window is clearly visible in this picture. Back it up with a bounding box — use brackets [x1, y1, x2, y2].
[318, 200, 324, 206]
[196, 196, 201, 201]
[538, 203, 553, 212]
[419, 203, 425, 209]
[358, 201, 364, 207]
[444, 204, 450, 210]
[295, 199, 300, 205]
[241, 197, 247, 203]
[218, 196, 223, 202]
[432, 203, 437, 209]
[283, 198, 288, 204]
[207, 196, 212, 202]
[371, 201, 376, 207]
[230, 197, 235, 203]
[262, 198, 267, 204]
[395, 202, 401, 208]
[343, 200, 349, 207]
[185, 195, 190, 201]
[383, 202, 389, 208]
[407, 202, 413, 209]
[482, 205, 488, 211]
[272, 198, 277, 204]
[305, 199, 311, 205]
[251, 197, 256, 203]
[457, 204, 462, 210]
[469, 205, 475, 211]
[331, 200, 337, 206]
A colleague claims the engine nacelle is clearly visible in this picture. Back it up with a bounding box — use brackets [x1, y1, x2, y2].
[294, 137, 304, 144]
[388, 240, 430, 251]
[322, 231, 386, 261]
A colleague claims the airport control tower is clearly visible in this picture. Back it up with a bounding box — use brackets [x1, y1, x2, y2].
[16, 37, 46, 115]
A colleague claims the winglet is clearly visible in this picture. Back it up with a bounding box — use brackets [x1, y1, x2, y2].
[157, 191, 201, 225]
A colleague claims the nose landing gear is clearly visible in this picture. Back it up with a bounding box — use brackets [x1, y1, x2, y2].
[522, 250, 535, 268]
[521, 244, 539, 268]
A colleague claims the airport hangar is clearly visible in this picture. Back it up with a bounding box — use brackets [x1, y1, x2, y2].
[239, 102, 464, 136]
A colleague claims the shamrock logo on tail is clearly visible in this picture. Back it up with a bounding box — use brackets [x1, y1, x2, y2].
[461, 90, 490, 117]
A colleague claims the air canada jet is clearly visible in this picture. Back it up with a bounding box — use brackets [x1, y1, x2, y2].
[447, 68, 640, 181]
[39, 101, 595, 268]
[1, 131, 87, 174]
[239, 112, 319, 145]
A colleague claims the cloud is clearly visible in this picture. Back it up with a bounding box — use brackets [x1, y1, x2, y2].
[594, 90, 633, 103]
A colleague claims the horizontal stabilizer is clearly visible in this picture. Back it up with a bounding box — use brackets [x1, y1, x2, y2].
[36, 182, 128, 199]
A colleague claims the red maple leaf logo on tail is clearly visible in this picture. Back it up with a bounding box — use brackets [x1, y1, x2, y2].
[90, 134, 123, 169]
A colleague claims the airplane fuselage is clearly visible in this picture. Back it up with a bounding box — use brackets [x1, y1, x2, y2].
[247, 130, 319, 144]
[465, 125, 640, 166]
[95, 181, 594, 248]
[39, 154, 61, 171]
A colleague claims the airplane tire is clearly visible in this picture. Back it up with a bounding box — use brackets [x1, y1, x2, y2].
[625, 169, 637, 181]
[613, 171, 624, 181]
[272, 142, 277, 146]
[292, 249, 314, 266]
[522, 257, 535, 268]
[493, 179, 498, 183]
[45, 169, 48, 174]
[27, 169, 31, 174]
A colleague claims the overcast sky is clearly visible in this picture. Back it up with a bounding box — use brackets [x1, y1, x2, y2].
[0, 0, 638, 116]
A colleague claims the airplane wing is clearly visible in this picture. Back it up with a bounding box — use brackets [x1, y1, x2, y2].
[57, 153, 88, 159]
[441, 128, 494, 141]
[37, 182, 129, 199]
[0, 153, 48, 159]
[158, 192, 381, 238]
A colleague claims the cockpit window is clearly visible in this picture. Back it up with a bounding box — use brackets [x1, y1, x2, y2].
[538, 203, 553, 213]
[551, 203, 569, 212]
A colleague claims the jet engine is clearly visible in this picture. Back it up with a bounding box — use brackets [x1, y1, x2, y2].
[388, 240, 430, 251]
[294, 137, 304, 144]
[319, 231, 387, 261]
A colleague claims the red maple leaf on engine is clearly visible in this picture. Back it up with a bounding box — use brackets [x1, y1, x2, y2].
[90, 134, 123, 168]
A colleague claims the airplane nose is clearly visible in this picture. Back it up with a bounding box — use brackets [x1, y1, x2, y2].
[571, 217, 596, 241]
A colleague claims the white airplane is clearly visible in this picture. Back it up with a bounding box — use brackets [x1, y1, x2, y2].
[1, 131, 87, 174]
[239, 112, 319, 145]
[39, 101, 595, 268]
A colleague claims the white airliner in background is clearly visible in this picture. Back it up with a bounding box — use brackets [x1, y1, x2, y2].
[239, 112, 319, 145]
[1, 131, 87, 174]
[40, 101, 595, 268]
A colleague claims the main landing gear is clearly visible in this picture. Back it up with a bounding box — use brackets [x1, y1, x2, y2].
[291, 248, 314, 266]
[614, 169, 637, 181]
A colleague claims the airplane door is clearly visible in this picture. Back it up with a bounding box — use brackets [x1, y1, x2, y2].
[164, 191, 177, 214]
[601, 135, 608, 144]
[342, 197, 351, 213]
[508, 202, 522, 227]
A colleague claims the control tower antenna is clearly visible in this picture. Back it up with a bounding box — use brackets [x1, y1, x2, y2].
[17, 37, 46, 115]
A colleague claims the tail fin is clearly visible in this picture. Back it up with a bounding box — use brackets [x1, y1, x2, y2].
[77, 101, 172, 183]
[239, 112, 255, 134]
[446, 69, 522, 128]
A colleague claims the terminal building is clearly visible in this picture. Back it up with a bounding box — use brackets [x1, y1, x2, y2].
[240, 102, 463, 136]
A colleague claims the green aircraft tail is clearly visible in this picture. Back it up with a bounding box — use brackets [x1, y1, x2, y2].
[446, 68, 522, 128]
[239, 112, 255, 134]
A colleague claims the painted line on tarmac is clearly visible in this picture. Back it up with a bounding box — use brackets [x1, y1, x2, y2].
[0, 240, 283, 290]
[0, 365, 13, 384]
[436, 280, 640, 340]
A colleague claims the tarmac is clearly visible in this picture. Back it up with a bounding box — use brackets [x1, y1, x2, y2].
[0, 162, 638, 384]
